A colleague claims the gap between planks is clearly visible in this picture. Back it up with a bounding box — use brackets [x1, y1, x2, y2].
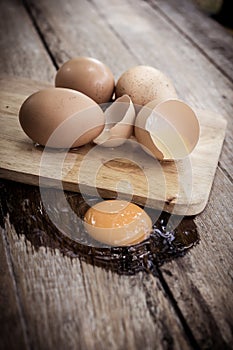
[0, 226, 31, 350]
[146, 0, 233, 84]
[22, 0, 59, 70]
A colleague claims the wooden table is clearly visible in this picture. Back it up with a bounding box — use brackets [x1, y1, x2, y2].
[0, 0, 232, 349]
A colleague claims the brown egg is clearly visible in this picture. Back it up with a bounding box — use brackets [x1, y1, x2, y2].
[19, 87, 105, 148]
[55, 57, 115, 104]
[115, 65, 177, 107]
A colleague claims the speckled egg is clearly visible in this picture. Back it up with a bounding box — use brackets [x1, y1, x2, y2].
[115, 65, 177, 107]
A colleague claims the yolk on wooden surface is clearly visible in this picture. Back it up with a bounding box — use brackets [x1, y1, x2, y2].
[84, 200, 152, 246]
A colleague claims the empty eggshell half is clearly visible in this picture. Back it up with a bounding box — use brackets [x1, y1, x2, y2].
[94, 94, 135, 147]
[135, 99, 200, 160]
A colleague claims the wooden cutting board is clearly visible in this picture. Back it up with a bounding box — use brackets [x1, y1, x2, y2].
[0, 77, 227, 215]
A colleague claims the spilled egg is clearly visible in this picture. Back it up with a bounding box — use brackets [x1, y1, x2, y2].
[84, 200, 152, 246]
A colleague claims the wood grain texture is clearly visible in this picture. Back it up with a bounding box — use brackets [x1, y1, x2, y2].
[0, 77, 227, 215]
[150, 0, 233, 81]
[21, 0, 233, 347]
[1, 212, 192, 350]
[0, 229, 28, 350]
[88, 0, 233, 180]
[161, 167, 233, 348]
[0, 0, 53, 349]
[24, 0, 137, 77]
[0, 1, 196, 348]
[0, 0, 232, 349]
[0, 0, 55, 82]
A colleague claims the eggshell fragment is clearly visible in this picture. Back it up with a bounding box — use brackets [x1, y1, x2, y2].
[94, 95, 135, 147]
[115, 65, 177, 107]
[19, 87, 105, 148]
[84, 200, 152, 246]
[55, 57, 115, 104]
[135, 99, 200, 160]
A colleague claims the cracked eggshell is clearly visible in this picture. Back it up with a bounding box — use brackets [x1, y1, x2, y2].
[55, 57, 115, 104]
[19, 87, 105, 148]
[94, 94, 135, 147]
[134, 99, 200, 160]
[115, 65, 177, 107]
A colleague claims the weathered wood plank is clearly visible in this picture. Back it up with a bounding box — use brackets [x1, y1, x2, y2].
[160, 166, 233, 348]
[149, 0, 233, 81]
[24, 0, 137, 76]
[1, 0, 232, 348]
[0, 1, 196, 349]
[0, 0, 47, 348]
[0, 229, 28, 350]
[21, 0, 233, 348]
[0, 0, 55, 82]
[0, 0, 54, 348]
[88, 0, 233, 181]
[82, 2, 233, 346]
[1, 200, 192, 350]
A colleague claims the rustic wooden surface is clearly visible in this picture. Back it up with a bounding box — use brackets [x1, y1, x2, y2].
[0, 0, 233, 349]
[0, 77, 227, 215]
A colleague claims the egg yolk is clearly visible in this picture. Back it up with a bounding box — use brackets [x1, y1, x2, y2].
[84, 200, 152, 246]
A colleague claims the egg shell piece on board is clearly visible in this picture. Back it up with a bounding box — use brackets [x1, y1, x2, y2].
[94, 94, 136, 147]
[19, 87, 105, 148]
[135, 99, 200, 160]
